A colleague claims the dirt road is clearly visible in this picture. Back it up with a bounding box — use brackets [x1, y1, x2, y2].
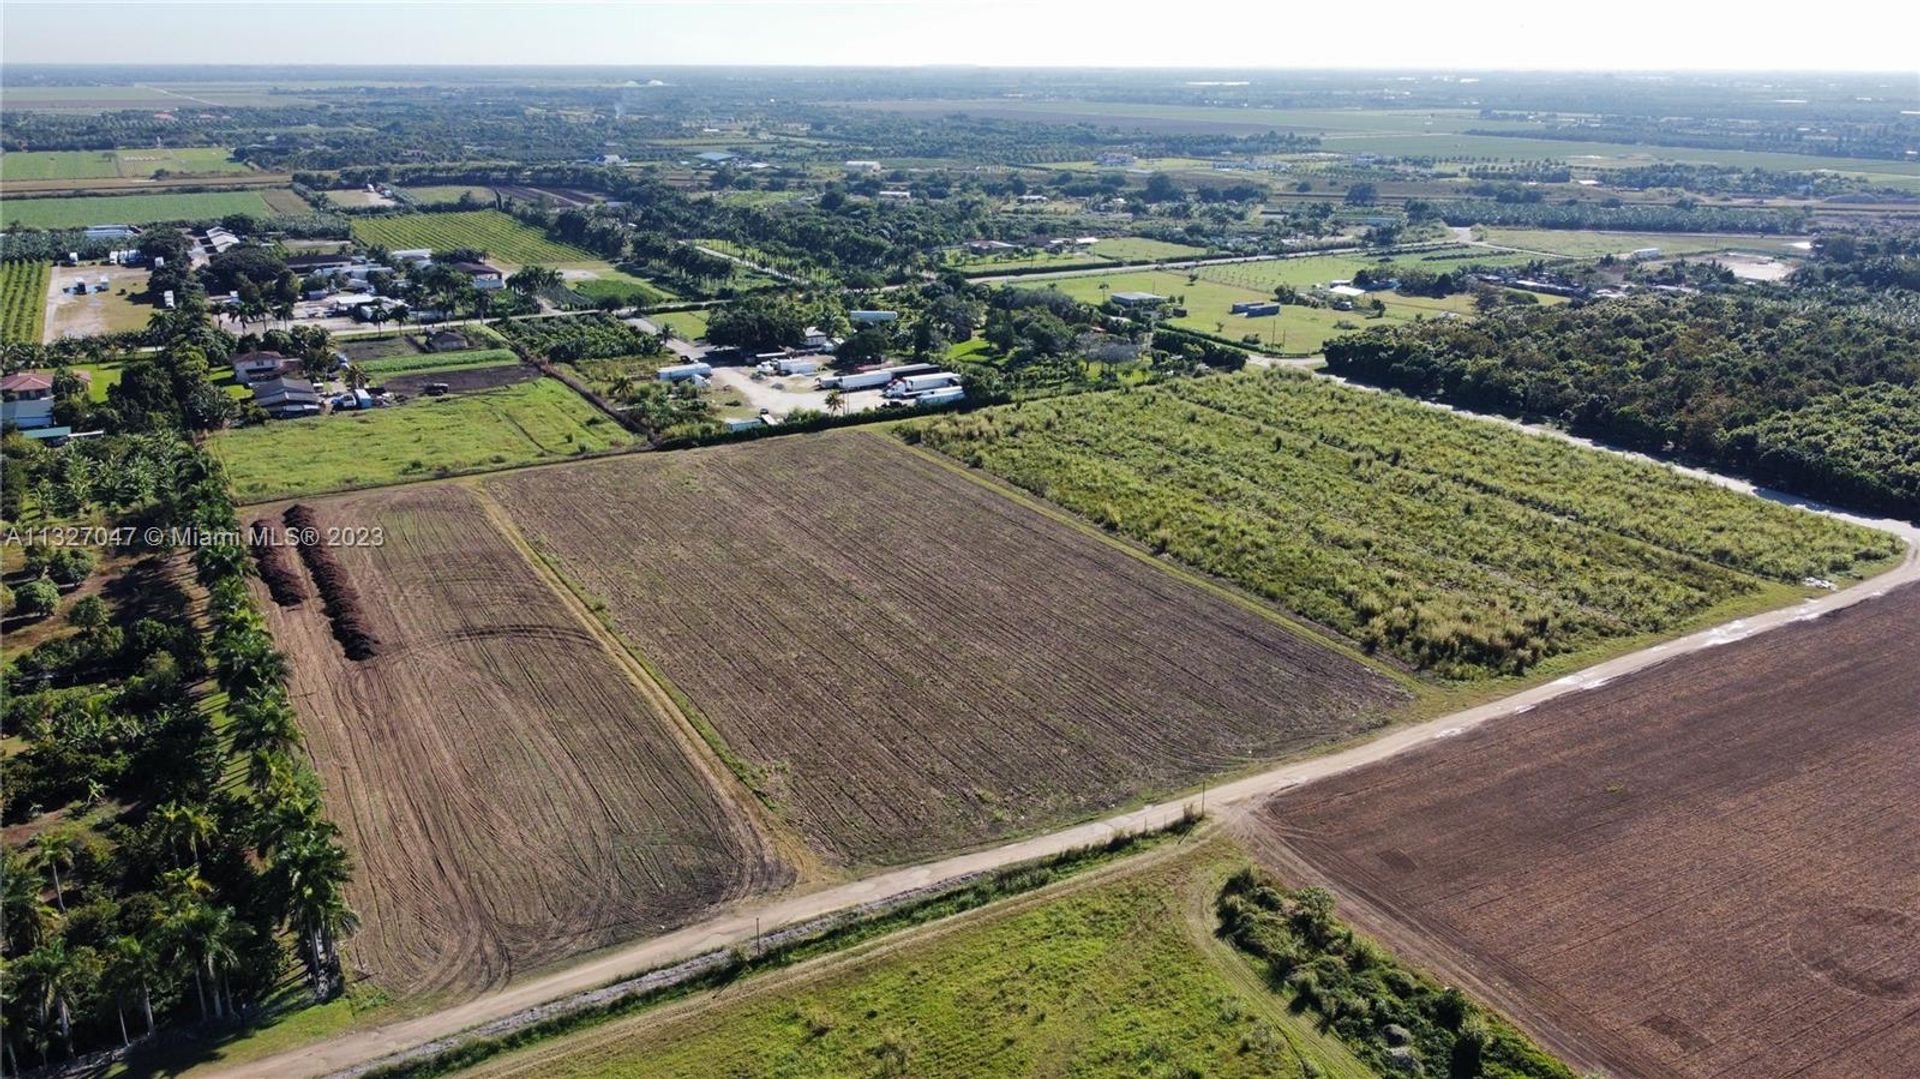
[212, 490, 1915, 1079]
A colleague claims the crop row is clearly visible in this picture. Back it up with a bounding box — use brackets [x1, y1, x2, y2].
[910, 370, 1900, 679]
[493, 312, 658, 362]
[0, 260, 49, 344]
[350, 210, 596, 266]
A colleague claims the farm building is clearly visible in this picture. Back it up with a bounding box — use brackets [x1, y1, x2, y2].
[1109, 291, 1167, 307]
[966, 240, 1019, 254]
[427, 330, 471, 352]
[390, 248, 433, 264]
[83, 225, 139, 240]
[1326, 284, 1367, 299]
[693, 151, 736, 166]
[844, 160, 883, 172]
[1631, 247, 1663, 260]
[849, 309, 899, 324]
[658, 361, 713, 383]
[251, 376, 322, 419]
[877, 190, 913, 200]
[232, 351, 297, 383]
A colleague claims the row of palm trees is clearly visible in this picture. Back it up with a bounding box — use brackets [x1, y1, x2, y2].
[1, 308, 359, 1070]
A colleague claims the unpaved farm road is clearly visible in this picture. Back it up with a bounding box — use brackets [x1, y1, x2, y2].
[218, 472, 1920, 1079]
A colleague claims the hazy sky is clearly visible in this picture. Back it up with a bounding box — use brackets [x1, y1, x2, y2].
[4, 0, 1917, 71]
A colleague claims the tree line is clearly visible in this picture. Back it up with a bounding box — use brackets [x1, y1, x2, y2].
[1, 285, 358, 1069]
[1323, 293, 1920, 519]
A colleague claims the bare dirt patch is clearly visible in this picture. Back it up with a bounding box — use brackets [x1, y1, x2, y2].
[382, 362, 538, 398]
[1236, 583, 1920, 1078]
[256, 486, 789, 998]
[484, 431, 1409, 867]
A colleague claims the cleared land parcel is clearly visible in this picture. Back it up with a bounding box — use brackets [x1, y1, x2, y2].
[485, 432, 1409, 865]
[1237, 583, 1920, 1078]
[254, 486, 787, 997]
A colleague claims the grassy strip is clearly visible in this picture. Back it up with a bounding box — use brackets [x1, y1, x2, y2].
[360, 815, 1203, 1079]
[359, 347, 519, 377]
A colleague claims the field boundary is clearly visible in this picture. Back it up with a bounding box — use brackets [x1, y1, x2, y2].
[346, 819, 1206, 1079]
[888, 432, 1423, 694]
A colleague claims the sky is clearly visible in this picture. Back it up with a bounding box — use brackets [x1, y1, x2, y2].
[3, 0, 1918, 72]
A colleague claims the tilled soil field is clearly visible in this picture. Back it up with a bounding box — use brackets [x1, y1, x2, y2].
[485, 432, 1409, 866]
[255, 484, 788, 998]
[1237, 583, 1920, 1079]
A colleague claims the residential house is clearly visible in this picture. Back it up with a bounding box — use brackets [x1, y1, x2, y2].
[1, 370, 87, 431]
[232, 351, 296, 383]
[1108, 291, 1167, 307]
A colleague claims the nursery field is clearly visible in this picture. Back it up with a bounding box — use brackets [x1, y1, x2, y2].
[252, 488, 787, 997]
[350, 210, 597, 267]
[359, 347, 520, 378]
[460, 842, 1374, 1079]
[1238, 583, 1920, 1078]
[0, 260, 50, 343]
[0, 188, 293, 229]
[0, 146, 250, 183]
[910, 371, 1898, 680]
[484, 432, 1408, 866]
[211, 378, 633, 501]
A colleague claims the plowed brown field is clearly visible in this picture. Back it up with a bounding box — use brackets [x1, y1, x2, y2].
[255, 485, 789, 998]
[484, 432, 1410, 866]
[1238, 584, 1920, 1079]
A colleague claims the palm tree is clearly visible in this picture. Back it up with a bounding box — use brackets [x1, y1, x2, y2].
[227, 690, 303, 759]
[270, 830, 357, 993]
[31, 832, 77, 915]
[106, 934, 162, 1043]
[2, 850, 55, 956]
[824, 390, 846, 417]
[18, 939, 90, 1059]
[154, 802, 217, 868]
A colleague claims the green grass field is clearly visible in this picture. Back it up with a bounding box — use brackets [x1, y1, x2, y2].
[350, 210, 596, 268]
[399, 185, 498, 206]
[0, 189, 292, 230]
[1, 261, 50, 343]
[358, 347, 520, 378]
[0, 147, 250, 183]
[651, 307, 711, 341]
[211, 377, 632, 501]
[459, 844, 1371, 1079]
[568, 268, 677, 306]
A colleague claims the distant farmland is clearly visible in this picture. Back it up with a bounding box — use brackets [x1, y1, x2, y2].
[1237, 582, 1920, 1078]
[0, 188, 296, 230]
[350, 209, 597, 266]
[912, 371, 1899, 679]
[0, 146, 250, 183]
[254, 487, 788, 996]
[485, 432, 1409, 866]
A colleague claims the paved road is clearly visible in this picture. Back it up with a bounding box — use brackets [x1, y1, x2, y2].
[214, 417, 1919, 1079]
